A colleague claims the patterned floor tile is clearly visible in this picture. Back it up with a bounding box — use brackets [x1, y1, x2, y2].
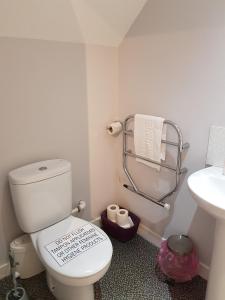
[0, 235, 207, 300]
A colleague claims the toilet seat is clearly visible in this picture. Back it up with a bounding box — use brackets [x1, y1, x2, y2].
[31, 216, 112, 286]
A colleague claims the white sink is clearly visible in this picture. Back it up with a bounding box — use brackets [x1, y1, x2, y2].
[188, 166, 225, 219]
[188, 166, 225, 300]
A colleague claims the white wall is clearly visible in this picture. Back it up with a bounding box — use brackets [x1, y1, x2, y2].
[1, 0, 225, 274]
[0, 0, 133, 271]
[0, 37, 90, 265]
[0, 0, 147, 46]
[118, 0, 225, 266]
[0, 37, 117, 268]
[86, 45, 118, 218]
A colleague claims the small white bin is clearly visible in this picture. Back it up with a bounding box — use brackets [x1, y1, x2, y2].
[10, 234, 44, 279]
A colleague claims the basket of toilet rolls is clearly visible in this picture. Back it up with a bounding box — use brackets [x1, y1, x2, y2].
[101, 204, 140, 242]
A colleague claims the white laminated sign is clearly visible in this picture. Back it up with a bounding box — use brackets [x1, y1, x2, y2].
[45, 224, 107, 266]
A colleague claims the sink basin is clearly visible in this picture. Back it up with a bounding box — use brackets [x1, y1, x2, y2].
[188, 166, 225, 300]
[188, 166, 225, 219]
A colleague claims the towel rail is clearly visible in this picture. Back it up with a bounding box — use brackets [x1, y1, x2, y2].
[122, 114, 189, 209]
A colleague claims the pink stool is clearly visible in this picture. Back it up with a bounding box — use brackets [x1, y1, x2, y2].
[157, 235, 199, 282]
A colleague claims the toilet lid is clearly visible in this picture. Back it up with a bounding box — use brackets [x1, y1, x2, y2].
[37, 216, 112, 279]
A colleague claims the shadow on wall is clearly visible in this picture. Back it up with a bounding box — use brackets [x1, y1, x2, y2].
[118, 176, 181, 237]
[127, 0, 225, 37]
[133, 171, 187, 237]
[0, 37, 90, 265]
[188, 207, 215, 266]
[154, 171, 188, 236]
[0, 180, 21, 265]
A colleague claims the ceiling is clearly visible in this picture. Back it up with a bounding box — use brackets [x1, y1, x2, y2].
[0, 0, 148, 46]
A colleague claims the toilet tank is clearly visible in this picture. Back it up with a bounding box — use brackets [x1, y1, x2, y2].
[9, 159, 72, 233]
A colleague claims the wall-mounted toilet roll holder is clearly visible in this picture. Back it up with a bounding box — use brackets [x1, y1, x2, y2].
[106, 121, 123, 136]
[107, 115, 190, 210]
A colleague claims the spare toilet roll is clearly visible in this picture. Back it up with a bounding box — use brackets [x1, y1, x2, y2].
[116, 209, 130, 227]
[107, 204, 119, 223]
[107, 121, 122, 136]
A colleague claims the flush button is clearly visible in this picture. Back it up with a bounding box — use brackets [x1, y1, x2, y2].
[39, 166, 47, 171]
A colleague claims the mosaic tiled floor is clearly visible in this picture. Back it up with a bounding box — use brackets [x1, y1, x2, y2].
[0, 235, 207, 300]
[99, 235, 206, 300]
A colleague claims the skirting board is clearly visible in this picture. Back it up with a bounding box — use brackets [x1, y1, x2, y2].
[91, 216, 101, 227]
[92, 217, 209, 280]
[0, 262, 10, 280]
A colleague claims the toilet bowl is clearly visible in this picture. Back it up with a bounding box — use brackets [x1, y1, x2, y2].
[31, 216, 112, 300]
[8, 159, 113, 300]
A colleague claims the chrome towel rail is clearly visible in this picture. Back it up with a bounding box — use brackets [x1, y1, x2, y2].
[122, 114, 189, 209]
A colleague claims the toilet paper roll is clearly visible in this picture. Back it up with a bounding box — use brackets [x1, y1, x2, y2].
[128, 216, 134, 227]
[116, 209, 129, 227]
[119, 217, 134, 229]
[107, 204, 119, 223]
[107, 122, 122, 136]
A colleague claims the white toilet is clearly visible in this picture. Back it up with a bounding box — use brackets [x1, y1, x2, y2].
[8, 159, 113, 300]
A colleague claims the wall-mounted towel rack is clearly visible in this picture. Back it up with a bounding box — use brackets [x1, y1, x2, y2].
[122, 114, 189, 209]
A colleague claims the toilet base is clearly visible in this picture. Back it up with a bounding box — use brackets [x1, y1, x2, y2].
[47, 272, 95, 300]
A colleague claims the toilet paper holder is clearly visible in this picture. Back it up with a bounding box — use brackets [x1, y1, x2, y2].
[106, 121, 123, 136]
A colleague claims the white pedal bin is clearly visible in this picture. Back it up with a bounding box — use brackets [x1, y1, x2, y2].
[10, 234, 44, 279]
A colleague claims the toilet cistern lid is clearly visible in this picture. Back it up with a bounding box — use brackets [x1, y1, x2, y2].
[35, 216, 113, 279]
[9, 159, 71, 185]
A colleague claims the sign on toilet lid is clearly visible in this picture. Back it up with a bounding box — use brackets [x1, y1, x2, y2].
[45, 223, 107, 266]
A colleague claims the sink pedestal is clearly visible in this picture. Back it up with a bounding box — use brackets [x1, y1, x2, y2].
[188, 167, 225, 299]
[206, 219, 225, 300]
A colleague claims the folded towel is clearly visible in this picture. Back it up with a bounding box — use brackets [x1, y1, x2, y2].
[134, 114, 167, 171]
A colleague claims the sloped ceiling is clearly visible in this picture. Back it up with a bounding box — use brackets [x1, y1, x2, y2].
[0, 0, 148, 46]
